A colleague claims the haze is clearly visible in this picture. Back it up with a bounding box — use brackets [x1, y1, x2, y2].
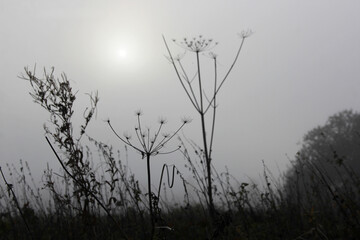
[1, 0, 360, 194]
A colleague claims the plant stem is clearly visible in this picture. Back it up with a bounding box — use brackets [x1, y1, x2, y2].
[0, 167, 34, 240]
[146, 153, 155, 239]
[196, 51, 215, 220]
[45, 137, 129, 240]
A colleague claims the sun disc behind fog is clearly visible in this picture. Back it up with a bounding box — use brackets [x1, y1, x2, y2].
[104, 39, 140, 71]
[117, 48, 128, 60]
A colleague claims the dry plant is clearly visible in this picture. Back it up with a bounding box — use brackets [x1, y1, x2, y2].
[163, 32, 252, 221]
[20, 66, 130, 239]
[0, 167, 34, 240]
[107, 111, 190, 238]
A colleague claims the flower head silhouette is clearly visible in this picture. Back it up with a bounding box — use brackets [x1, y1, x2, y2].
[173, 35, 218, 53]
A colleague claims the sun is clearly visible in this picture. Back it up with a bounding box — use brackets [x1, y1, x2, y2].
[117, 48, 128, 60]
[101, 35, 143, 73]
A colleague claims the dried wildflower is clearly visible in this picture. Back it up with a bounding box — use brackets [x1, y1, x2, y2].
[181, 117, 192, 124]
[123, 132, 131, 140]
[135, 109, 143, 116]
[238, 29, 253, 39]
[174, 51, 186, 61]
[158, 117, 167, 125]
[164, 51, 186, 64]
[107, 112, 190, 234]
[173, 35, 218, 53]
[204, 51, 218, 60]
[164, 32, 251, 223]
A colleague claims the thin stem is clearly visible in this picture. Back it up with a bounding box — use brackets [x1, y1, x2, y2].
[147, 128, 150, 151]
[204, 37, 246, 113]
[149, 123, 164, 152]
[196, 51, 215, 218]
[0, 167, 34, 240]
[45, 137, 129, 240]
[163, 35, 200, 111]
[151, 122, 186, 153]
[178, 60, 200, 110]
[209, 57, 218, 160]
[146, 153, 155, 239]
[179, 146, 208, 202]
[157, 164, 176, 199]
[151, 135, 168, 154]
[107, 121, 143, 153]
[156, 146, 181, 155]
[137, 115, 148, 152]
[196, 51, 204, 113]
[135, 128, 147, 153]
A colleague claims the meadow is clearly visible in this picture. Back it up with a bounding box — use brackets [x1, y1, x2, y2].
[1, 35, 360, 239]
[1, 147, 359, 239]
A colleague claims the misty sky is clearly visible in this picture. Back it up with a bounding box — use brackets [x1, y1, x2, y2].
[1, 0, 360, 192]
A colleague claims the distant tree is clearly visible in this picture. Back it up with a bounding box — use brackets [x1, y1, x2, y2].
[301, 110, 360, 171]
[284, 110, 360, 207]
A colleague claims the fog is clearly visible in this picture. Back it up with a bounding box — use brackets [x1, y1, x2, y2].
[1, 0, 360, 197]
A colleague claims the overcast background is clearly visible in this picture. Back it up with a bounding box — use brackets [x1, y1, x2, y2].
[1, 0, 360, 198]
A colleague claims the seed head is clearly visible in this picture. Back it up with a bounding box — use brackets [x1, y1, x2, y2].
[135, 110, 143, 116]
[238, 29, 253, 39]
[174, 51, 186, 61]
[174, 35, 218, 53]
[158, 117, 167, 125]
[207, 52, 218, 59]
[124, 132, 131, 140]
[181, 117, 192, 124]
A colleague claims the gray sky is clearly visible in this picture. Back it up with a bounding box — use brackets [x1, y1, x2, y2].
[1, 0, 360, 194]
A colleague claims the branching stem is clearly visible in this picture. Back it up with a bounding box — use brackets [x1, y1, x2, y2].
[45, 136, 129, 240]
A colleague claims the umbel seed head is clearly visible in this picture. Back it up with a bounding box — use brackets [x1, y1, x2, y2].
[174, 35, 218, 53]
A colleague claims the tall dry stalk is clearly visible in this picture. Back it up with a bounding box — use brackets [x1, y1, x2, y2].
[163, 32, 251, 220]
